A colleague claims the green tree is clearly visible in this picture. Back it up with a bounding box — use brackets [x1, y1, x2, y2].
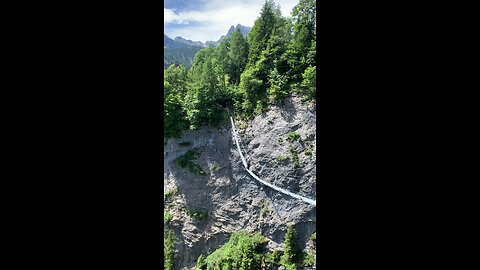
[163, 0, 317, 135]
[204, 232, 267, 270]
[281, 226, 298, 269]
[235, 0, 297, 116]
[247, 0, 278, 67]
[236, 65, 263, 118]
[164, 229, 176, 270]
[289, 0, 316, 81]
[267, 67, 289, 102]
[228, 29, 249, 85]
[267, 16, 292, 75]
[183, 47, 230, 129]
[215, 37, 231, 87]
[196, 254, 206, 270]
[164, 75, 188, 138]
[291, 0, 316, 56]
[164, 64, 188, 95]
[300, 65, 316, 100]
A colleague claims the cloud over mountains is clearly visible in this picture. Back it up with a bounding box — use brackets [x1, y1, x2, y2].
[164, 0, 299, 42]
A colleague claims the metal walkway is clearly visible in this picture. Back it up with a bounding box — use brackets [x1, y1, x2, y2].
[230, 117, 316, 206]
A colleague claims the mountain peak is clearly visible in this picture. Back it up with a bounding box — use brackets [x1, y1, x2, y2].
[217, 24, 251, 43]
[164, 24, 251, 54]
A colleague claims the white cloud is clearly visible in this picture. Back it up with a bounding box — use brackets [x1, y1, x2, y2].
[164, 0, 300, 42]
[164, 8, 189, 24]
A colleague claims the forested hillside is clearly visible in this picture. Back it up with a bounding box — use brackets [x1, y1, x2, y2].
[164, 1, 316, 269]
[164, 0, 316, 139]
[163, 25, 251, 69]
[164, 47, 202, 69]
[164, 35, 204, 69]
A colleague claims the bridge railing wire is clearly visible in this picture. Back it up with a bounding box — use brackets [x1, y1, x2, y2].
[230, 116, 316, 207]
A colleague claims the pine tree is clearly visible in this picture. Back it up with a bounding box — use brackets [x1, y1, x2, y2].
[164, 230, 176, 270]
[228, 29, 249, 85]
[247, 0, 278, 67]
[290, 0, 316, 77]
[183, 47, 226, 128]
[281, 226, 298, 270]
[215, 37, 231, 87]
[196, 254, 206, 270]
[164, 66, 188, 138]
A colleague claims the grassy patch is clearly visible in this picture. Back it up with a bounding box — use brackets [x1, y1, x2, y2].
[164, 188, 179, 201]
[176, 150, 207, 176]
[164, 211, 173, 223]
[186, 209, 208, 220]
[286, 132, 301, 142]
[275, 155, 290, 163]
[289, 146, 301, 168]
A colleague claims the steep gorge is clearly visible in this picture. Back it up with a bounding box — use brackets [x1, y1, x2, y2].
[164, 95, 316, 270]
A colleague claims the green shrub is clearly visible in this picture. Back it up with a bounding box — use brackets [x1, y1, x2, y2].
[195, 254, 206, 270]
[164, 188, 179, 201]
[281, 226, 298, 268]
[186, 209, 208, 220]
[300, 252, 315, 266]
[164, 229, 176, 270]
[300, 65, 316, 100]
[265, 250, 281, 265]
[310, 232, 316, 249]
[205, 232, 267, 270]
[176, 150, 207, 176]
[289, 146, 300, 168]
[284, 263, 297, 270]
[164, 211, 173, 223]
[286, 132, 301, 142]
[276, 155, 290, 163]
[305, 150, 313, 157]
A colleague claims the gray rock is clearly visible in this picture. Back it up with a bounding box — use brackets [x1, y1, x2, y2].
[164, 95, 316, 269]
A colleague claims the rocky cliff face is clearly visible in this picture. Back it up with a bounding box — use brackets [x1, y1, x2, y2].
[164, 95, 316, 270]
[216, 24, 251, 43]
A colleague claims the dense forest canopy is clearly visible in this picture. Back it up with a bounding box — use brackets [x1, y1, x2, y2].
[164, 0, 316, 139]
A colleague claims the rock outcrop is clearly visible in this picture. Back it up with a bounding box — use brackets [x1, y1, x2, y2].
[164, 95, 316, 269]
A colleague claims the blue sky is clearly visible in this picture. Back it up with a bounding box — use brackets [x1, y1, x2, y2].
[164, 0, 300, 42]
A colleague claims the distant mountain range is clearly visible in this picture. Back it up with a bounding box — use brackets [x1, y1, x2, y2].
[164, 24, 251, 68]
[216, 24, 251, 43]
